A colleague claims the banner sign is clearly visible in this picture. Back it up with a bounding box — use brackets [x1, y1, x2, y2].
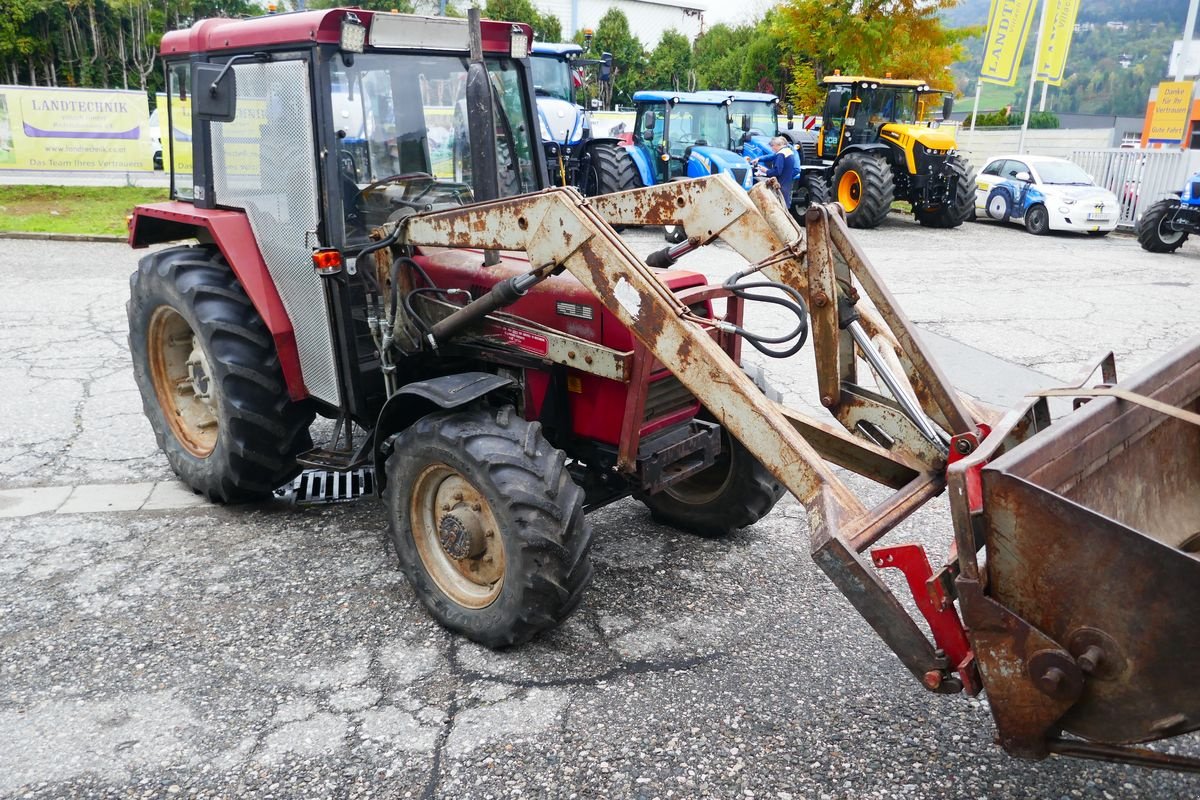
[979, 0, 1038, 87]
[156, 92, 192, 177]
[1147, 81, 1195, 145]
[1034, 0, 1081, 86]
[0, 86, 153, 171]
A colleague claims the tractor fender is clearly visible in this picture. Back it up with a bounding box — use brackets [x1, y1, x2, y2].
[127, 201, 307, 402]
[623, 144, 658, 187]
[372, 372, 517, 487]
[838, 143, 891, 159]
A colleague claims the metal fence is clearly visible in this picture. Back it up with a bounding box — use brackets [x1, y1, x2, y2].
[1071, 148, 1200, 229]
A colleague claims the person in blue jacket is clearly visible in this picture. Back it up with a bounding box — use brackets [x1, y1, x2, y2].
[755, 135, 801, 208]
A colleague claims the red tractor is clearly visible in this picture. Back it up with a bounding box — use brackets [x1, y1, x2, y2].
[127, 8, 786, 647]
[129, 8, 1200, 773]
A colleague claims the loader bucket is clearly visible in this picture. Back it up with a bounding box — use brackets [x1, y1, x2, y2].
[951, 337, 1200, 763]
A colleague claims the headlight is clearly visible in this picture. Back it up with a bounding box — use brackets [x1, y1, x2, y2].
[1062, 198, 1076, 205]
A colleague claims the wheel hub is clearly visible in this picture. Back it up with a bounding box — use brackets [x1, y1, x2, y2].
[147, 306, 219, 457]
[438, 509, 487, 560]
[186, 340, 213, 404]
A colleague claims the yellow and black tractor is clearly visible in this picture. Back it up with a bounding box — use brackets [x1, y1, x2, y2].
[815, 75, 974, 229]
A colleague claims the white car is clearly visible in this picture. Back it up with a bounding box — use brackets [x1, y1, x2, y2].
[974, 154, 1119, 236]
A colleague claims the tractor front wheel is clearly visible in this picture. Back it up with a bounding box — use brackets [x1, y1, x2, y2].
[1137, 199, 1189, 253]
[798, 171, 832, 210]
[128, 246, 314, 502]
[638, 423, 785, 538]
[833, 152, 894, 229]
[587, 142, 641, 196]
[914, 157, 975, 229]
[385, 407, 593, 647]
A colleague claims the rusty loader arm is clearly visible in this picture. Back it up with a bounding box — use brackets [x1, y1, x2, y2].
[391, 174, 1200, 772]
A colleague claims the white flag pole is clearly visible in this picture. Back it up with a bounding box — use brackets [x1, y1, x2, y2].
[1018, 0, 1049, 153]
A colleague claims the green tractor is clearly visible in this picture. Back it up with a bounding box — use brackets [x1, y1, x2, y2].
[815, 75, 974, 229]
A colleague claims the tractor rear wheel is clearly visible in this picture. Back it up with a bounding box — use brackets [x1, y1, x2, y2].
[385, 406, 593, 648]
[638, 421, 784, 538]
[127, 246, 314, 502]
[1137, 199, 1189, 253]
[588, 142, 641, 196]
[798, 171, 832, 209]
[914, 157, 975, 228]
[833, 152, 894, 229]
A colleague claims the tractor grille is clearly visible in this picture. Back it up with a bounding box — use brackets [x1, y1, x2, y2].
[730, 167, 748, 185]
[643, 373, 695, 422]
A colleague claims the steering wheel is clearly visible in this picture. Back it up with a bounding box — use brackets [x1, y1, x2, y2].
[676, 133, 698, 146]
[353, 172, 436, 208]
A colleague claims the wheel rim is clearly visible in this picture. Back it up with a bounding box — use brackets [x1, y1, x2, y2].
[663, 431, 734, 505]
[987, 195, 1007, 219]
[1030, 207, 1047, 232]
[148, 306, 218, 457]
[410, 464, 506, 608]
[838, 170, 862, 211]
[1159, 214, 1185, 244]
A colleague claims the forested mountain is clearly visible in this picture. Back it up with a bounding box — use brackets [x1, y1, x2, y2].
[948, 0, 1188, 114]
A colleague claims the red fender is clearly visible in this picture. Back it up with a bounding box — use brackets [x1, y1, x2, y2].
[129, 201, 307, 402]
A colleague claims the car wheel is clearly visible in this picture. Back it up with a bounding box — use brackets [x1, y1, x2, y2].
[1024, 204, 1050, 235]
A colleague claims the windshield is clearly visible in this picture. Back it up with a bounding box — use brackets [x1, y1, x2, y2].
[530, 54, 573, 102]
[668, 103, 731, 154]
[729, 101, 777, 138]
[330, 52, 539, 246]
[861, 87, 918, 125]
[1036, 160, 1093, 185]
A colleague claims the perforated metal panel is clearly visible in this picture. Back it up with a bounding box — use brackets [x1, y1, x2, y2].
[211, 60, 341, 406]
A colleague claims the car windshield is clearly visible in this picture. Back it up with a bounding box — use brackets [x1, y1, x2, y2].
[1036, 160, 1093, 185]
[530, 54, 572, 102]
[330, 52, 539, 245]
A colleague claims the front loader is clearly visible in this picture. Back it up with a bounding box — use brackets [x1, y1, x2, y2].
[127, 7, 1200, 774]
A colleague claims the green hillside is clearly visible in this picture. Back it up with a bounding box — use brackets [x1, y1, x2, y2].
[948, 0, 1185, 114]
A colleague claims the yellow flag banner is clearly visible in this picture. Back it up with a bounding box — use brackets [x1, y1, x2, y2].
[0, 86, 153, 171]
[1147, 81, 1195, 145]
[155, 92, 192, 176]
[1034, 0, 1081, 86]
[979, 0, 1039, 87]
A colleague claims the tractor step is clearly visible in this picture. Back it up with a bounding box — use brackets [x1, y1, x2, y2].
[276, 468, 376, 505]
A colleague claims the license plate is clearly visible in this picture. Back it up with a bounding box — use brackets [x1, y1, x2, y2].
[1087, 213, 1108, 221]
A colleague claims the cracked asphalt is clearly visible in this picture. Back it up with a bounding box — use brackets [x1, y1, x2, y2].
[2, 213, 1200, 798]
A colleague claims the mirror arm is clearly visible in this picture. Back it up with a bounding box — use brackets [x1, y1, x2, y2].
[210, 51, 271, 97]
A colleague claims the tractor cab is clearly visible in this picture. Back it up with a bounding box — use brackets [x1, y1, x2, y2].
[528, 40, 615, 189]
[628, 91, 752, 189]
[816, 76, 955, 163]
[696, 90, 781, 161]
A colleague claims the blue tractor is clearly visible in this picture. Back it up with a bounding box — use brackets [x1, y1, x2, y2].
[529, 41, 631, 196]
[1136, 174, 1200, 253]
[698, 90, 830, 209]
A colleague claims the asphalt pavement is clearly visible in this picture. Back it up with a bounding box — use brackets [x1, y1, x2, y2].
[2, 211, 1200, 798]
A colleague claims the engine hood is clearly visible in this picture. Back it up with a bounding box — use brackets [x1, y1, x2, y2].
[537, 97, 586, 146]
[881, 122, 958, 152]
[688, 145, 754, 188]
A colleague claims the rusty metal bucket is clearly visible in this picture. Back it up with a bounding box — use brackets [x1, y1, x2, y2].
[949, 336, 1200, 767]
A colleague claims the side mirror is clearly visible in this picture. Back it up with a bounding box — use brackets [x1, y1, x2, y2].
[193, 62, 236, 122]
[1015, 171, 1031, 182]
[942, 96, 954, 121]
[599, 53, 612, 84]
[741, 114, 751, 132]
[786, 104, 794, 130]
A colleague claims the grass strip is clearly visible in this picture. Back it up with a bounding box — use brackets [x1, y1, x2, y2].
[0, 185, 169, 237]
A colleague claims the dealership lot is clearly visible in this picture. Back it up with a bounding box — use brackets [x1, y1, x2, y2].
[2, 215, 1200, 798]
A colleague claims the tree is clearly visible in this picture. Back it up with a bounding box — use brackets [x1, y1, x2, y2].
[692, 24, 753, 90]
[482, 0, 562, 42]
[774, 0, 977, 112]
[644, 29, 691, 92]
[588, 8, 644, 108]
[740, 14, 788, 96]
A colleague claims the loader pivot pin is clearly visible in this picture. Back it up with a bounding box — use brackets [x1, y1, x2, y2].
[871, 543, 975, 693]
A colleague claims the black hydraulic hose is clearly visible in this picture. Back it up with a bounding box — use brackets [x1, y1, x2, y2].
[720, 270, 810, 358]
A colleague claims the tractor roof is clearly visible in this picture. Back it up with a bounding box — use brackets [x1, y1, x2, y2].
[696, 90, 778, 103]
[160, 9, 530, 57]
[633, 90, 729, 106]
[822, 75, 931, 89]
[531, 42, 584, 57]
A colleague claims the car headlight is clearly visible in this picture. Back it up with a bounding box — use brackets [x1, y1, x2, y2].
[1062, 198, 1076, 205]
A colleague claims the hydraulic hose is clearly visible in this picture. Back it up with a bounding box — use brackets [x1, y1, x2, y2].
[718, 269, 810, 358]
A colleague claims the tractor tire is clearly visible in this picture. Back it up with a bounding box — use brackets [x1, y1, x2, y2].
[587, 142, 642, 197]
[798, 171, 832, 209]
[914, 157, 975, 229]
[385, 406, 593, 648]
[833, 152, 894, 229]
[1024, 203, 1051, 235]
[127, 246, 314, 502]
[1137, 199, 1189, 253]
[638, 419, 785, 538]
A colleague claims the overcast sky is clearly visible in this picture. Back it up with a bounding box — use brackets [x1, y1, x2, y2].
[704, 0, 778, 27]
